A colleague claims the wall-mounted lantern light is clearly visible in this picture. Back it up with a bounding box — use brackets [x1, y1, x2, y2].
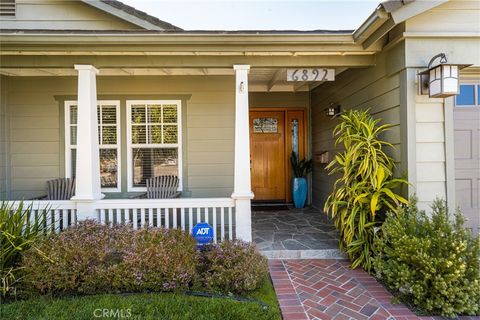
[324, 103, 341, 117]
[418, 53, 471, 98]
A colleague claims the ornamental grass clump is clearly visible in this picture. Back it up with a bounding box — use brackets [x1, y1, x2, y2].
[324, 109, 408, 271]
[373, 198, 480, 317]
[0, 201, 51, 300]
[198, 240, 268, 294]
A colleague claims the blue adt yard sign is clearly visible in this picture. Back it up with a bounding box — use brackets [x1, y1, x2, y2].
[192, 222, 214, 245]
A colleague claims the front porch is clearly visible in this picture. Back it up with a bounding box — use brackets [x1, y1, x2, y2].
[0, 43, 373, 244]
[253, 206, 343, 259]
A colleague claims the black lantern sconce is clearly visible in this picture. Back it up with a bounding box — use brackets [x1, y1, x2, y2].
[418, 53, 471, 98]
[324, 102, 341, 118]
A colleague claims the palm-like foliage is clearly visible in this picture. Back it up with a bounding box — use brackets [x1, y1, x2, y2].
[290, 152, 312, 178]
[324, 109, 408, 271]
[0, 201, 51, 299]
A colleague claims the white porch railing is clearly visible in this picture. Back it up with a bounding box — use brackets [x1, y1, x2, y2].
[5, 198, 236, 242]
[6, 200, 77, 233]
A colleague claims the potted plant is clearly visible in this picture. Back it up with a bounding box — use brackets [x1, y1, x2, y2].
[290, 151, 312, 208]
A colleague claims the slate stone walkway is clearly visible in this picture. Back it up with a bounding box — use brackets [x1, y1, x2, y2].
[252, 207, 339, 252]
[269, 259, 479, 320]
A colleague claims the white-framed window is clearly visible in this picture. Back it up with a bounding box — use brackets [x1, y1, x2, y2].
[126, 100, 182, 192]
[65, 100, 121, 192]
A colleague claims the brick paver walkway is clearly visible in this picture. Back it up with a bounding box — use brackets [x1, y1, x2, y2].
[269, 259, 479, 320]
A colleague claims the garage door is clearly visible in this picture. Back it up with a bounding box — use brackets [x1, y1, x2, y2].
[454, 83, 480, 234]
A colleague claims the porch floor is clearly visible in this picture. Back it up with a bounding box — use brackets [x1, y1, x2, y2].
[252, 206, 344, 259]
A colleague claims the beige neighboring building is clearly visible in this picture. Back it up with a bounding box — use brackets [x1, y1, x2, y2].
[0, 0, 479, 238]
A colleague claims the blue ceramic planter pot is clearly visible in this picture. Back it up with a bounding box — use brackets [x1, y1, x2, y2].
[292, 177, 307, 209]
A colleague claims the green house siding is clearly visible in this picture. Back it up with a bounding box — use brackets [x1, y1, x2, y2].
[310, 46, 404, 209]
[2, 76, 236, 199]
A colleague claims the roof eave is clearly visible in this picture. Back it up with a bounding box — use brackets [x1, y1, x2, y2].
[81, 0, 182, 31]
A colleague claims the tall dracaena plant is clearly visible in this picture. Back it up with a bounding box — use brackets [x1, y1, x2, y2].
[324, 109, 408, 271]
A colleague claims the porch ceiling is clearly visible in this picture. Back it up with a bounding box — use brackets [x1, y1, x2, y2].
[0, 66, 352, 92]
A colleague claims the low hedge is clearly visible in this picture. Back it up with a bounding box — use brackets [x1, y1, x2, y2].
[198, 240, 269, 293]
[20, 221, 267, 297]
[373, 199, 480, 317]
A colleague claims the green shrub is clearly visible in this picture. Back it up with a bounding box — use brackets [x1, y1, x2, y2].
[22, 221, 198, 296]
[22, 222, 267, 297]
[21, 220, 132, 295]
[112, 228, 197, 292]
[198, 240, 268, 294]
[1, 201, 51, 299]
[324, 109, 408, 271]
[373, 198, 480, 317]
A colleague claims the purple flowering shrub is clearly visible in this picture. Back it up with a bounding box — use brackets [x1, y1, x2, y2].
[198, 240, 268, 294]
[21, 221, 197, 296]
[21, 220, 132, 295]
[112, 228, 197, 292]
[21, 222, 267, 296]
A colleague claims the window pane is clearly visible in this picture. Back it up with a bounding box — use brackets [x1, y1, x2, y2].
[70, 126, 77, 145]
[71, 149, 118, 189]
[131, 105, 146, 123]
[102, 126, 117, 145]
[456, 84, 475, 106]
[131, 125, 146, 144]
[148, 105, 162, 123]
[163, 125, 178, 144]
[102, 106, 117, 124]
[149, 125, 162, 144]
[163, 105, 177, 123]
[478, 85, 480, 105]
[132, 148, 178, 187]
[100, 149, 118, 188]
[70, 105, 78, 124]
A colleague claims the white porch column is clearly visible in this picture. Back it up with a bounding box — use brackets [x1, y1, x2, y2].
[71, 65, 103, 219]
[232, 65, 254, 242]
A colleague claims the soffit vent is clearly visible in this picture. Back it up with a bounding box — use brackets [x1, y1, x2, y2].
[0, 0, 16, 17]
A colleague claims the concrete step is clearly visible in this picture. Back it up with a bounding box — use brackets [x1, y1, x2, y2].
[261, 249, 346, 259]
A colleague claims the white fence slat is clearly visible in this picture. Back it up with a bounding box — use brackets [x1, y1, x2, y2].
[228, 206, 233, 240]
[188, 208, 193, 234]
[62, 210, 69, 230]
[133, 209, 138, 229]
[4, 198, 235, 240]
[148, 208, 153, 227]
[220, 207, 225, 241]
[213, 207, 217, 243]
[165, 208, 169, 228]
[125, 208, 131, 225]
[140, 208, 146, 228]
[54, 209, 60, 232]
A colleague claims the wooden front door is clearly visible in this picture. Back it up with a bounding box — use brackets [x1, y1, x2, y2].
[250, 111, 286, 201]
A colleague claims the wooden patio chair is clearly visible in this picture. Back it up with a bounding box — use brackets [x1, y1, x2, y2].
[46, 178, 76, 200]
[132, 175, 181, 199]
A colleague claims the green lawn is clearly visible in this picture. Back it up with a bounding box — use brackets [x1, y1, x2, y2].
[0, 278, 281, 320]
